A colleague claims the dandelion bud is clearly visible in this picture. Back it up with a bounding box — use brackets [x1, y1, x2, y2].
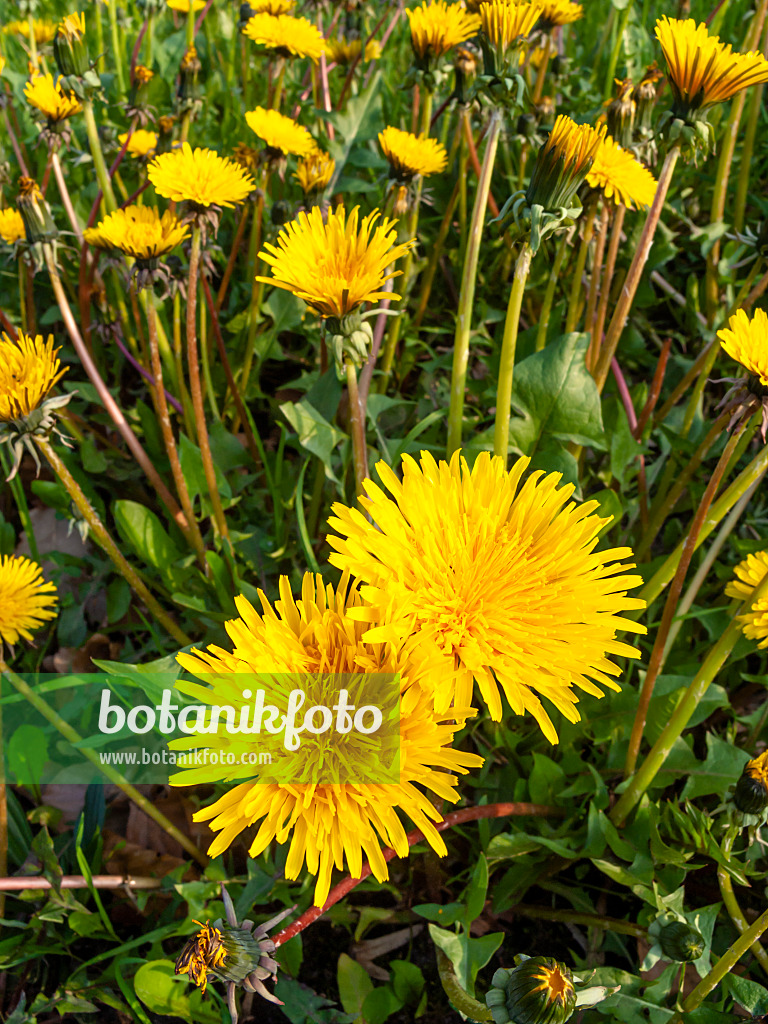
[526, 116, 604, 211]
[16, 176, 57, 244]
[658, 921, 705, 963]
[605, 77, 635, 147]
[486, 956, 577, 1024]
[734, 751, 768, 815]
[53, 12, 88, 79]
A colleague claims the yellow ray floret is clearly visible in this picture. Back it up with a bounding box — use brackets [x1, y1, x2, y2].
[243, 12, 326, 61]
[250, 0, 295, 11]
[169, 573, 483, 907]
[24, 72, 83, 122]
[325, 35, 381, 64]
[538, 0, 583, 26]
[57, 11, 85, 41]
[726, 551, 768, 648]
[0, 554, 58, 645]
[378, 126, 448, 179]
[655, 16, 768, 114]
[257, 205, 415, 318]
[327, 451, 647, 744]
[479, 1, 543, 49]
[407, 1, 481, 60]
[3, 19, 59, 45]
[244, 107, 315, 157]
[148, 143, 255, 208]
[0, 331, 67, 423]
[118, 129, 158, 158]
[0, 208, 26, 245]
[718, 308, 768, 384]
[586, 134, 658, 209]
[84, 205, 189, 260]
[166, 0, 205, 12]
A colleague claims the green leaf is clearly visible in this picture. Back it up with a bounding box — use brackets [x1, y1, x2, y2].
[133, 960, 220, 1024]
[326, 74, 384, 191]
[281, 399, 345, 482]
[681, 733, 749, 801]
[464, 853, 489, 927]
[507, 333, 605, 456]
[389, 961, 425, 1007]
[428, 924, 503, 998]
[412, 902, 464, 926]
[7, 724, 48, 787]
[722, 973, 768, 1015]
[337, 953, 374, 1018]
[113, 500, 182, 572]
[361, 986, 404, 1024]
[275, 974, 354, 1023]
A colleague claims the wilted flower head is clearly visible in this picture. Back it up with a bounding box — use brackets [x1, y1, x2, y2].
[725, 551, 768, 648]
[407, 1, 481, 64]
[328, 451, 646, 742]
[0, 208, 26, 245]
[379, 126, 448, 181]
[245, 107, 315, 157]
[656, 17, 768, 120]
[585, 134, 657, 208]
[243, 12, 326, 61]
[605, 77, 636, 146]
[16, 176, 57, 246]
[0, 555, 58, 646]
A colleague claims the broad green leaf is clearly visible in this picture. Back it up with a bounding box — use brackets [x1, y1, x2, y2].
[7, 724, 48, 787]
[281, 399, 345, 482]
[113, 500, 182, 571]
[389, 961, 425, 1007]
[361, 986, 403, 1024]
[133, 960, 220, 1024]
[681, 733, 749, 801]
[464, 854, 489, 927]
[337, 953, 373, 1018]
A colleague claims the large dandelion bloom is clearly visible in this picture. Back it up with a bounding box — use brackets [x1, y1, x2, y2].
[170, 573, 483, 906]
[256, 205, 415, 318]
[244, 107, 315, 157]
[586, 134, 658, 209]
[655, 17, 768, 118]
[3, 19, 58, 45]
[407, 1, 481, 61]
[24, 73, 82, 122]
[148, 143, 255, 208]
[726, 552, 768, 648]
[0, 555, 58, 646]
[718, 308, 768, 384]
[0, 208, 25, 245]
[84, 205, 189, 260]
[118, 129, 158, 158]
[327, 452, 646, 743]
[243, 13, 326, 61]
[0, 332, 67, 422]
[379, 126, 447, 180]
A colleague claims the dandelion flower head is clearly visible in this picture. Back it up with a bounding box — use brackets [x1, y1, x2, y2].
[527, 115, 606, 210]
[655, 17, 768, 117]
[294, 150, 335, 193]
[3, 19, 59, 45]
[148, 143, 255, 208]
[243, 13, 326, 61]
[170, 573, 483, 906]
[244, 107, 316, 157]
[0, 208, 26, 245]
[586, 134, 658, 209]
[327, 451, 647, 743]
[325, 36, 381, 65]
[167, 0, 205, 12]
[537, 0, 583, 26]
[118, 129, 158, 159]
[0, 555, 58, 646]
[257, 205, 415, 318]
[407, 1, 481, 61]
[479, 1, 543, 50]
[0, 331, 67, 423]
[250, 0, 296, 12]
[84, 205, 189, 260]
[24, 72, 83, 122]
[726, 551, 768, 648]
[379, 126, 448, 180]
[718, 308, 768, 385]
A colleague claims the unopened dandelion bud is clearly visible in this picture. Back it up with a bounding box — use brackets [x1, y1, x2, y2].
[658, 921, 705, 963]
[526, 115, 604, 211]
[327, 311, 374, 376]
[16, 176, 57, 244]
[53, 12, 89, 79]
[734, 751, 768, 815]
[486, 956, 577, 1024]
[605, 77, 635, 147]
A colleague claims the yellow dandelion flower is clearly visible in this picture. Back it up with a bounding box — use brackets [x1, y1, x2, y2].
[527, 114, 605, 210]
[250, 0, 295, 11]
[57, 11, 85, 41]
[0, 57, 5, 76]
[327, 451, 647, 743]
[479, 1, 543, 50]
[24, 72, 83, 122]
[4, 19, 59, 45]
[325, 35, 381, 65]
[0, 208, 26, 245]
[407, 1, 481, 61]
[169, 573, 483, 907]
[718, 308, 768, 385]
[118, 129, 158, 159]
[379, 126, 447, 181]
[148, 143, 255, 208]
[0, 331, 67, 423]
[656, 17, 768, 117]
[175, 921, 227, 996]
[244, 107, 315, 157]
[83, 205, 189, 260]
[538, 0, 583, 26]
[0, 554, 58, 646]
[243, 13, 326, 62]
[133, 63, 154, 84]
[585, 134, 658, 209]
[166, 0, 205, 12]
[726, 551, 768, 648]
[294, 150, 335, 193]
[256, 205, 415, 318]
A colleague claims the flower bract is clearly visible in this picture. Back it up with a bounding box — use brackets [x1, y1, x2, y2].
[327, 451, 647, 743]
[0, 554, 58, 646]
[243, 13, 326, 61]
[655, 17, 768, 119]
[244, 107, 315, 157]
[407, 1, 481, 62]
[256, 205, 415, 318]
[585, 134, 658, 208]
[24, 72, 83, 122]
[718, 308, 768, 385]
[0, 331, 67, 422]
[379, 126, 448, 180]
[84, 205, 189, 261]
[725, 551, 768, 648]
[148, 143, 255, 208]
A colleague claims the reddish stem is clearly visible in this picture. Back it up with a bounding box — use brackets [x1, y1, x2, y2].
[273, 802, 561, 948]
[635, 338, 671, 439]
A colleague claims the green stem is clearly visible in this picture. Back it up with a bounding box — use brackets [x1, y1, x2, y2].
[412, 177, 460, 331]
[345, 358, 368, 496]
[494, 242, 534, 462]
[435, 948, 492, 1023]
[107, 0, 127, 94]
[733, 28, 768, 233]
[612, 564, 768, 827]
[0, 658, 205, 866]
[0, 446, 40, 563]
[144, 11, 153, 66]
[35, 436, 191, 647]
[535, 232, 570, 351]
[187, 225, 230, 541]
[27, 12, 38, 68]
[624, 418, 750, 778]
[186, 0, 196, 48]
[593, 144, 680, 393]
[0, 672, 6, 918]
[603, 0, 634, 101]
[565, 196, 598, 334]
[82, 98, 118, 214]
[446, 108, 503, 456]
[238, 175, 268, 404]
[718, 826, 768, 977]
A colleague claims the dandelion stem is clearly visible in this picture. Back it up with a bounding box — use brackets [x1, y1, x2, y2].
[586, 202, 609, 335]
[494, 241, 534, 463]
[593, 144, 680, 393]
[536, 231, 570, 352]
[565, 195, 598, 334]
[82, 98, 118, 214]
[446, 108, 503, 456]
[107, 0, 127, 93]
[345, 357, 368, 496]
[412, 176, 461, 331]
[718, 825, 768, 977]
[0, 658, 205, 864]
[0, 446, 40, 564]
[51, 150, 83, 245]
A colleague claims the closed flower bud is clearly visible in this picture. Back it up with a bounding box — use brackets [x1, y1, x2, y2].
[16, 176, 57, 244]
[658, 920, 705, 963]
[734, 751, 768, 815]
[486, 956, 577, 1024]
[53, 12, 89, 79]
[605, 77, 635, 147]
